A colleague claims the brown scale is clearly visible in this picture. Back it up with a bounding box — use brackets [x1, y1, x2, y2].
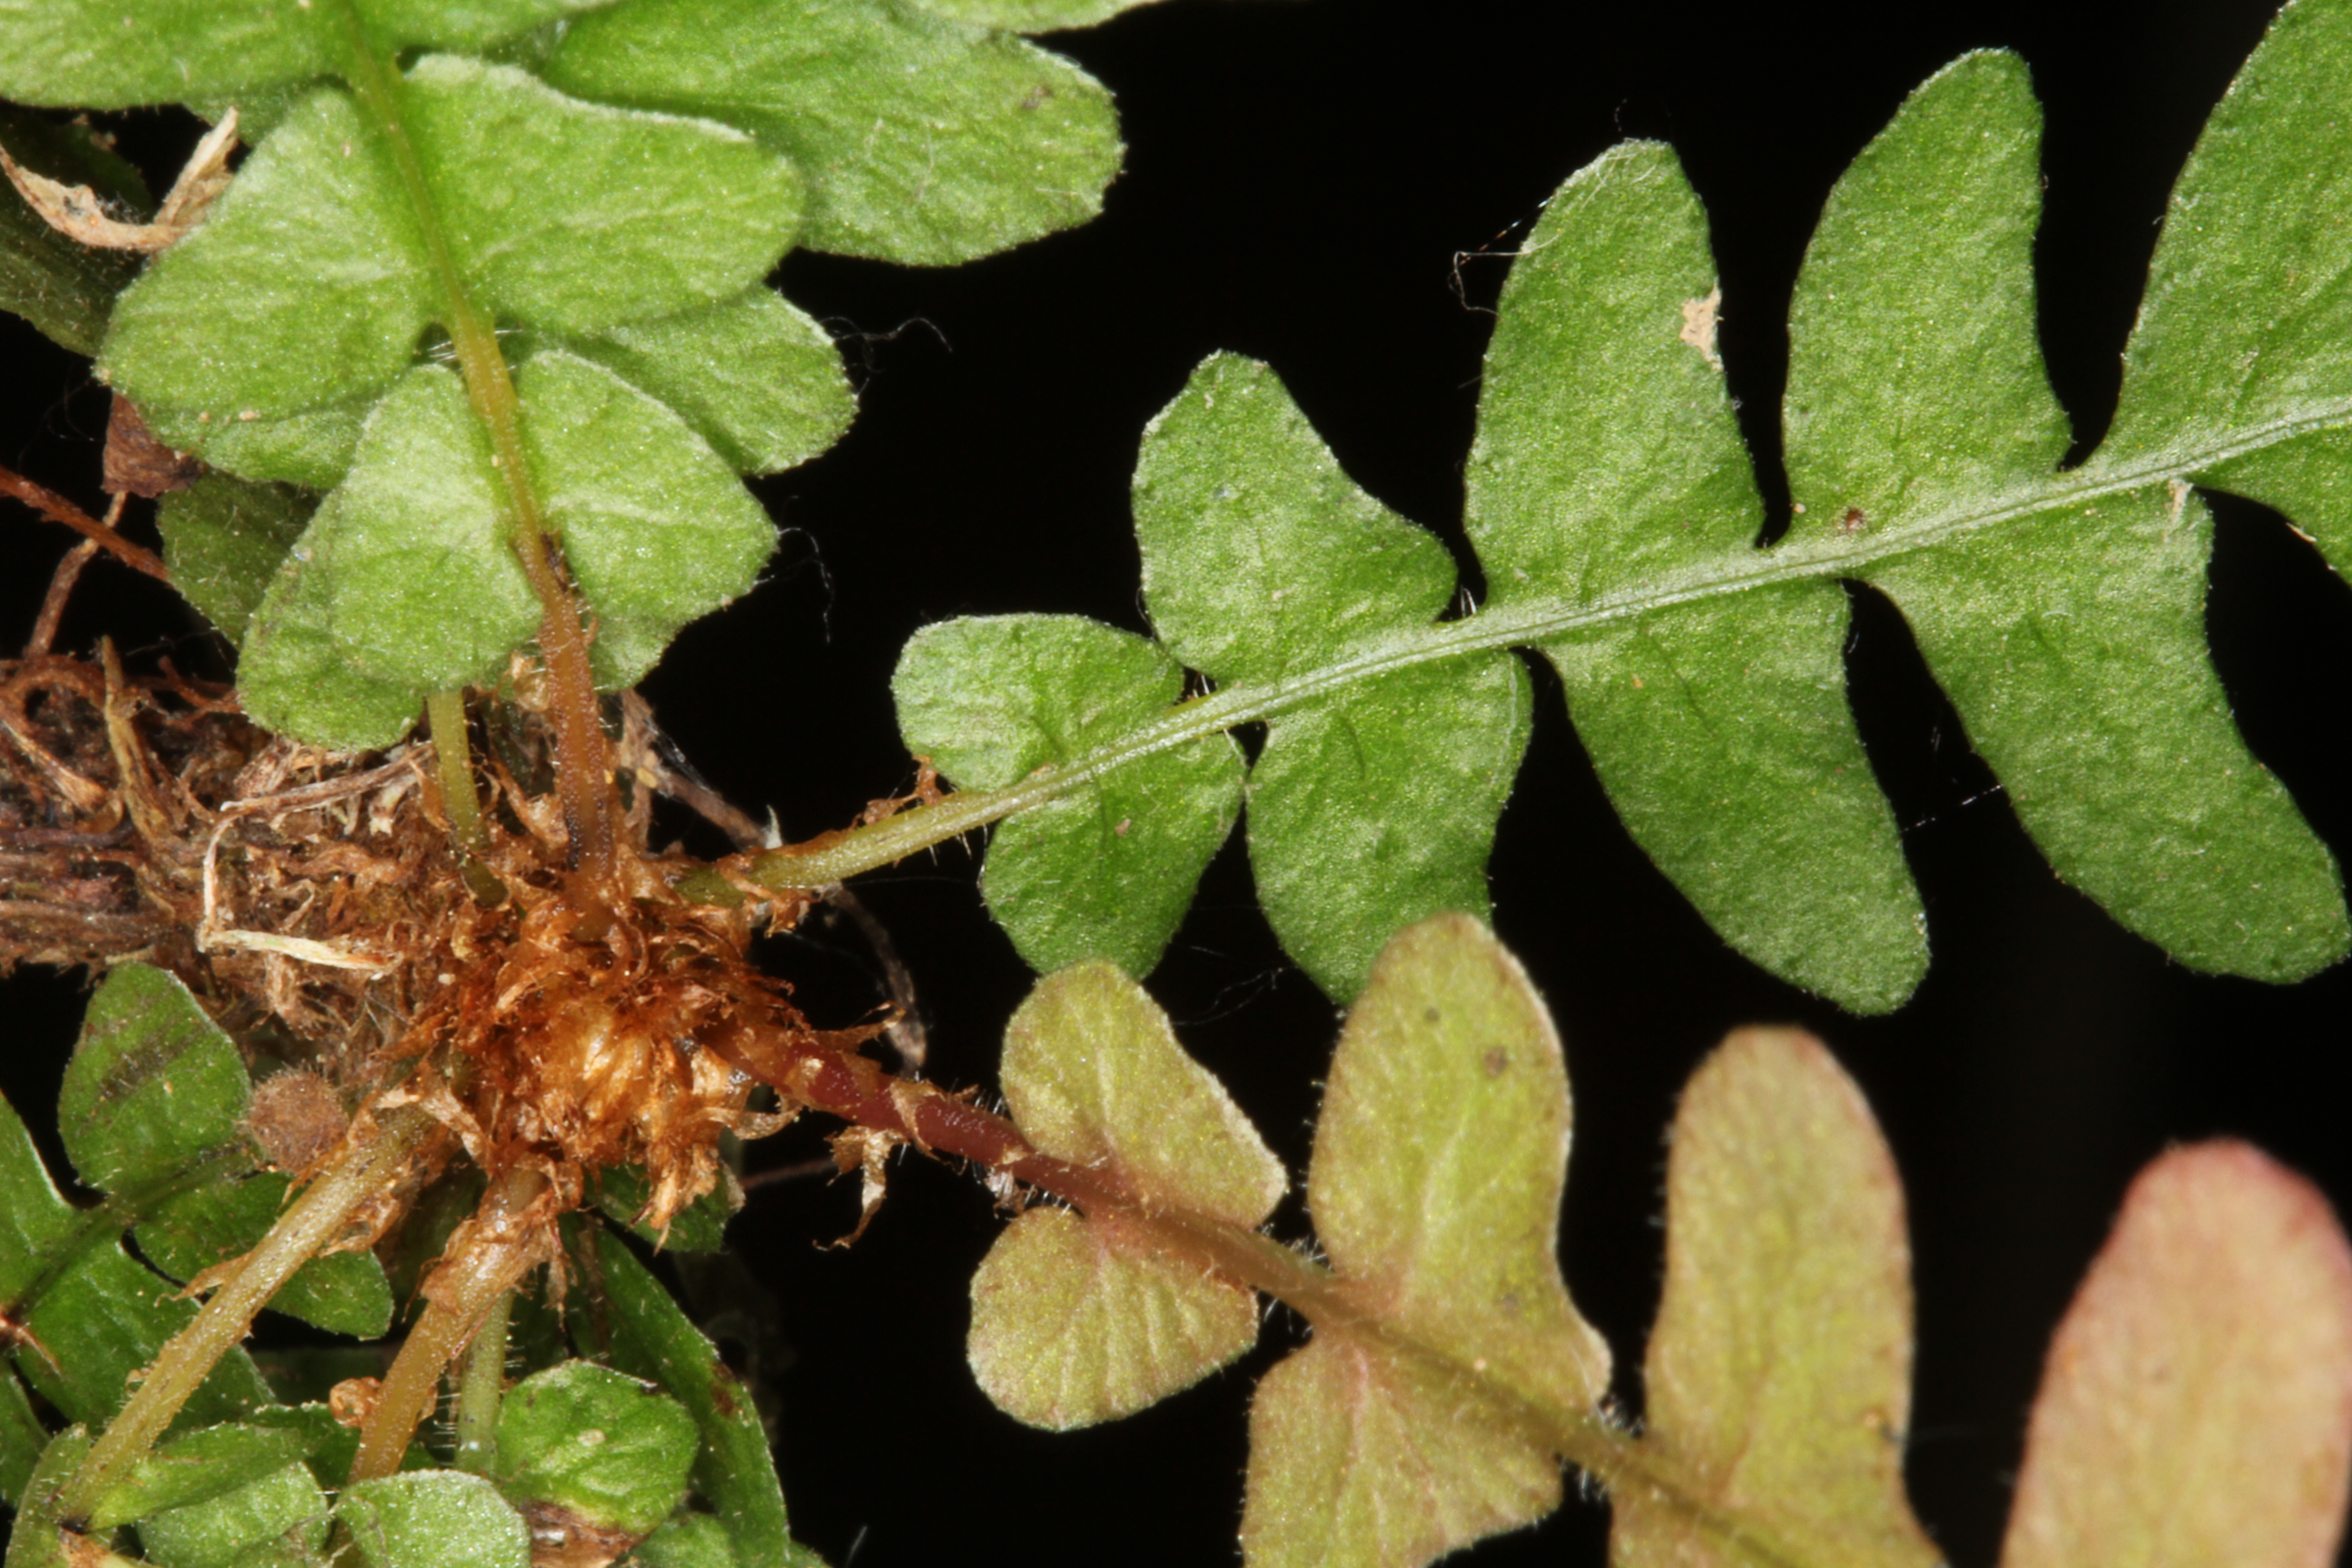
[2, 461, 959, 1534]
[0, 636, 831, 1249]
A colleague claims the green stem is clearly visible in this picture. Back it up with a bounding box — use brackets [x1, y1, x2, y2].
[349, 1166, 549, 1485]
[696, 431, 2322, 899]
[54, 1106, 437, 1527]
[331, 3, 616, 889]
[426, 689, 509, 905]
[426, 689, 487, 857]
[451, 1289, 512, 1475]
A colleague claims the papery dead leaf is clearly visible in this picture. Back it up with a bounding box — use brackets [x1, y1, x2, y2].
[102, 397, 201, 498]
[1, 111, 237, 255]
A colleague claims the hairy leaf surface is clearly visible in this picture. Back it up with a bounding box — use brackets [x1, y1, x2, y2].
[238, 350, 778, 745]
[1137, 353, 1531, 999]
[32, 12, 823, 749]
[63, 967, 390, 1341]
[107, 63, 797, 439]
[895, 614, 1245, 975]
[2103, 0, 2352, 581]
[0, 1363, 41, 1509]
[970, 963, 1281, 1428]
[495, 1362, 699, 1535]
[544, 0, 1122, 265]
[1786, 51, 2344, 980]
[518, 350, 781, 687]
[238, 364, 536, 746]
[1243, 915, 1611, 1568]
[5, 1429, 93, 1568]
[0, 0, 608, 108]
[4, 0, 1157, 755]
[1614, 1030, 1935, 1568]
[336, 1470, 531, 1568]
[156, 477, 320, 649]
[583, 1225, 828, 1568]
[83, 1421, 309, 1530]
[133, 1456, 330, 1568]
[910, 0, 1169, 30]
[0, 969, 286, 1436]
[876, 4, 2352, 1011]
[593, 1164, 735, 1254]
[557, 288, 856, 477]
[1999, 1142, 2352, 1568]
[139, 1179, 396, 1339]
[1471, 140, 1923, 1014]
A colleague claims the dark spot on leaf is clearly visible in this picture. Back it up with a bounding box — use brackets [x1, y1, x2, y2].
[1422, 1005, 1442, 1024]
[1482, 1047, 1509, 1078]
[707, 1356, 742, 1420]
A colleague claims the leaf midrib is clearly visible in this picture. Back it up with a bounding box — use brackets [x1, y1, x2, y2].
[725, 399, 2352, 893]
[326, 0, 617, 877]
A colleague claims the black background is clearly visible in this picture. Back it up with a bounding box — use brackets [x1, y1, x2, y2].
[5, 1, 2351, 1564]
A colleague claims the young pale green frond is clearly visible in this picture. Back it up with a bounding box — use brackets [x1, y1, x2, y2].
[956, 921, 2352, 1568]
[1615, 1030, 1936, 1568]
[1243, 916, 1611, 1568]
[959, 918, 1617, 1564]
[1998, 1143, 2352, 1568]
[970, 963, 1284, 1429]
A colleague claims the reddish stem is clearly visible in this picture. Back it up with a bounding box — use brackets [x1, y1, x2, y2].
[714, 1024, 1330, 1321]
[0, 466, 171, 582]
[711, 1021, 1651, 1498]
